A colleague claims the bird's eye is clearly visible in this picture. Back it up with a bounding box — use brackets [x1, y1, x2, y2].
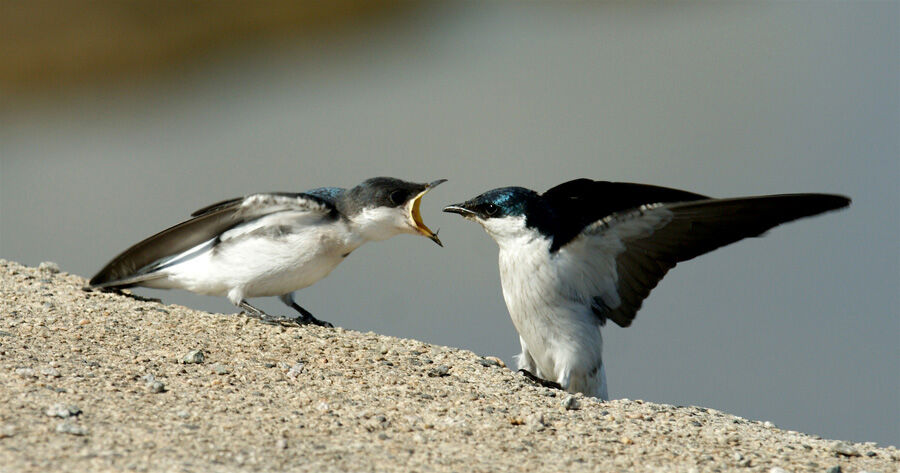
[389, 190, 408, 206]
[483, 203, 499, 216]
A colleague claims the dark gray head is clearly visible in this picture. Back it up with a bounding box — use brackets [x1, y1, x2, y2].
[339, 177, 447, 246]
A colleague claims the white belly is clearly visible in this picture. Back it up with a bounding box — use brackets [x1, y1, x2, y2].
[498, 241, 607, 398]
[147, 222, 357, 302]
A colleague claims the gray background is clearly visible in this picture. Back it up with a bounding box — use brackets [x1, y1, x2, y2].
[2, 3, 897, 446]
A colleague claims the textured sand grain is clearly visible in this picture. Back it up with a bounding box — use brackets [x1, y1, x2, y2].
[0, 260, 896, 472]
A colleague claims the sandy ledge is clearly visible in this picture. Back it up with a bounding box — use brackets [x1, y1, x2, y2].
[0, 259, 896, 473]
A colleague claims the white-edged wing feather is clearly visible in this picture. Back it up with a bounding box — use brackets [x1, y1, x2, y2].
[560, 193, 850, 327]
[89, 193, 337, 288]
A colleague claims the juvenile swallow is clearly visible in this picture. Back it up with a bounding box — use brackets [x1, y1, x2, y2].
[90, 177, 446, 327]
[444, 179, 849, 399]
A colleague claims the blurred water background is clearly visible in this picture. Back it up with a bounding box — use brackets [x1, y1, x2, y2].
[1, 2, 897, 447]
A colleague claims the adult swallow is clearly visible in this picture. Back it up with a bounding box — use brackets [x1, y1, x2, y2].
[444, 179, 849, 399]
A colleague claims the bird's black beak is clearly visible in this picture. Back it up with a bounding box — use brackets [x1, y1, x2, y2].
[409, 179, 447, 247]
[442, 203, 477, 218]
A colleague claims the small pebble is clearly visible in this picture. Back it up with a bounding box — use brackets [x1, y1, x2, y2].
[45, 404, 81, 418]
[38, 262, 60, 274]
[477, 357, 505, 368]
[211, 364, 231, 375]
[832, 442, 861, 457]
[142, 374, 166, 393]
[40, 367, 61, 378]
[56, 422, 87, 436]
[477, 358, 499, 368]
[826, 466, 842, 473]
[14, 368, 36, 378]
[527, 413, 547, 432]
[0, 424, 16, 438]
[562, 395, 579, 411]
[287, 362, 305, 378]
[427, 365, 450, 377]
[182, 350, 204, 364]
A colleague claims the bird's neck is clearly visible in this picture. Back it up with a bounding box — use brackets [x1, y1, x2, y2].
[482, 215, 547, 252]
[345, 207, 405, 245]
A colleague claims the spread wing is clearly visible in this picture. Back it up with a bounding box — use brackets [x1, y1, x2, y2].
[541, 179, 709, 252]
[557, 193, 850, 327]
[89, 193, 337, 288]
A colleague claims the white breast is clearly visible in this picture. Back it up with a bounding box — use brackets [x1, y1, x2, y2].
[152, 216, 362, 302]
[485, 216, 607, 397]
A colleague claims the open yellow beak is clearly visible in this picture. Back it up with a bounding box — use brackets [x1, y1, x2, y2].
[409, 179, 446, 247]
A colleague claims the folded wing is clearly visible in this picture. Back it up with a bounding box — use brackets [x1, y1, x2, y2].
[89, 193, 337, 288]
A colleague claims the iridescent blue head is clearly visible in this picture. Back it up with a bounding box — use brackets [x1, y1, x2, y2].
[443, 187, 542, 221]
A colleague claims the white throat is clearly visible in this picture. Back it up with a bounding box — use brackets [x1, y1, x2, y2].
[347, 206, 411, 243]
[478, 215, 541, 250]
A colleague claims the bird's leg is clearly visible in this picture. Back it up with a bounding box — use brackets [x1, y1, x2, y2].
[237, 299, 303, 327]
[517, 369, 563, 390]
[279, 294, 334, 328]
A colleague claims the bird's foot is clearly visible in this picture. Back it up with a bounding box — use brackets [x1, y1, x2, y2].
[258, 313, 333, 328]
[517, 369, 563, 390]
[283, 300, 334, 328]
[255, 313, 307, 327]
[238, 301, 333, 328]
[296, 313, 334, 328]
[237, 300, 293, 327]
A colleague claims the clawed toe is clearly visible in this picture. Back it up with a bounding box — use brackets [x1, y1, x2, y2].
[238, 299, 333, 328]
[259, 313, 334, 328]
[293, 315, 333, 328]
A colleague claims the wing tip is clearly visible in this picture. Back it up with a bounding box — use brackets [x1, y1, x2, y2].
[87, 270, 124, 289]
[793, 193, 851, 217]
[87, 269, 150, 290]
[828, 194, 852, 210]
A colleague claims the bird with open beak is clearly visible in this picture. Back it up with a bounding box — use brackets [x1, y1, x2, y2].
[89, 177, 446, 327]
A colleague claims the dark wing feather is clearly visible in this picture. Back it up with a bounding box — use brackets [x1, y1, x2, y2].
[579, 193, 850, 327]
[189, 191, 336, 217]
[90, 193, 337, 288]
[541, 179, 709, 252]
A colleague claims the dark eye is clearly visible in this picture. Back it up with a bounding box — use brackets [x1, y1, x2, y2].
[389, 190, 408, 206]
[483, 203, 499, 216]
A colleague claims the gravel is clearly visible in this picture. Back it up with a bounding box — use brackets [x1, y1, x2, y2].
[182, 349, 204, 364]
[44, 404, 82, 418]
[1, 259, 897, 473]
[55, 421, 88, 436]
